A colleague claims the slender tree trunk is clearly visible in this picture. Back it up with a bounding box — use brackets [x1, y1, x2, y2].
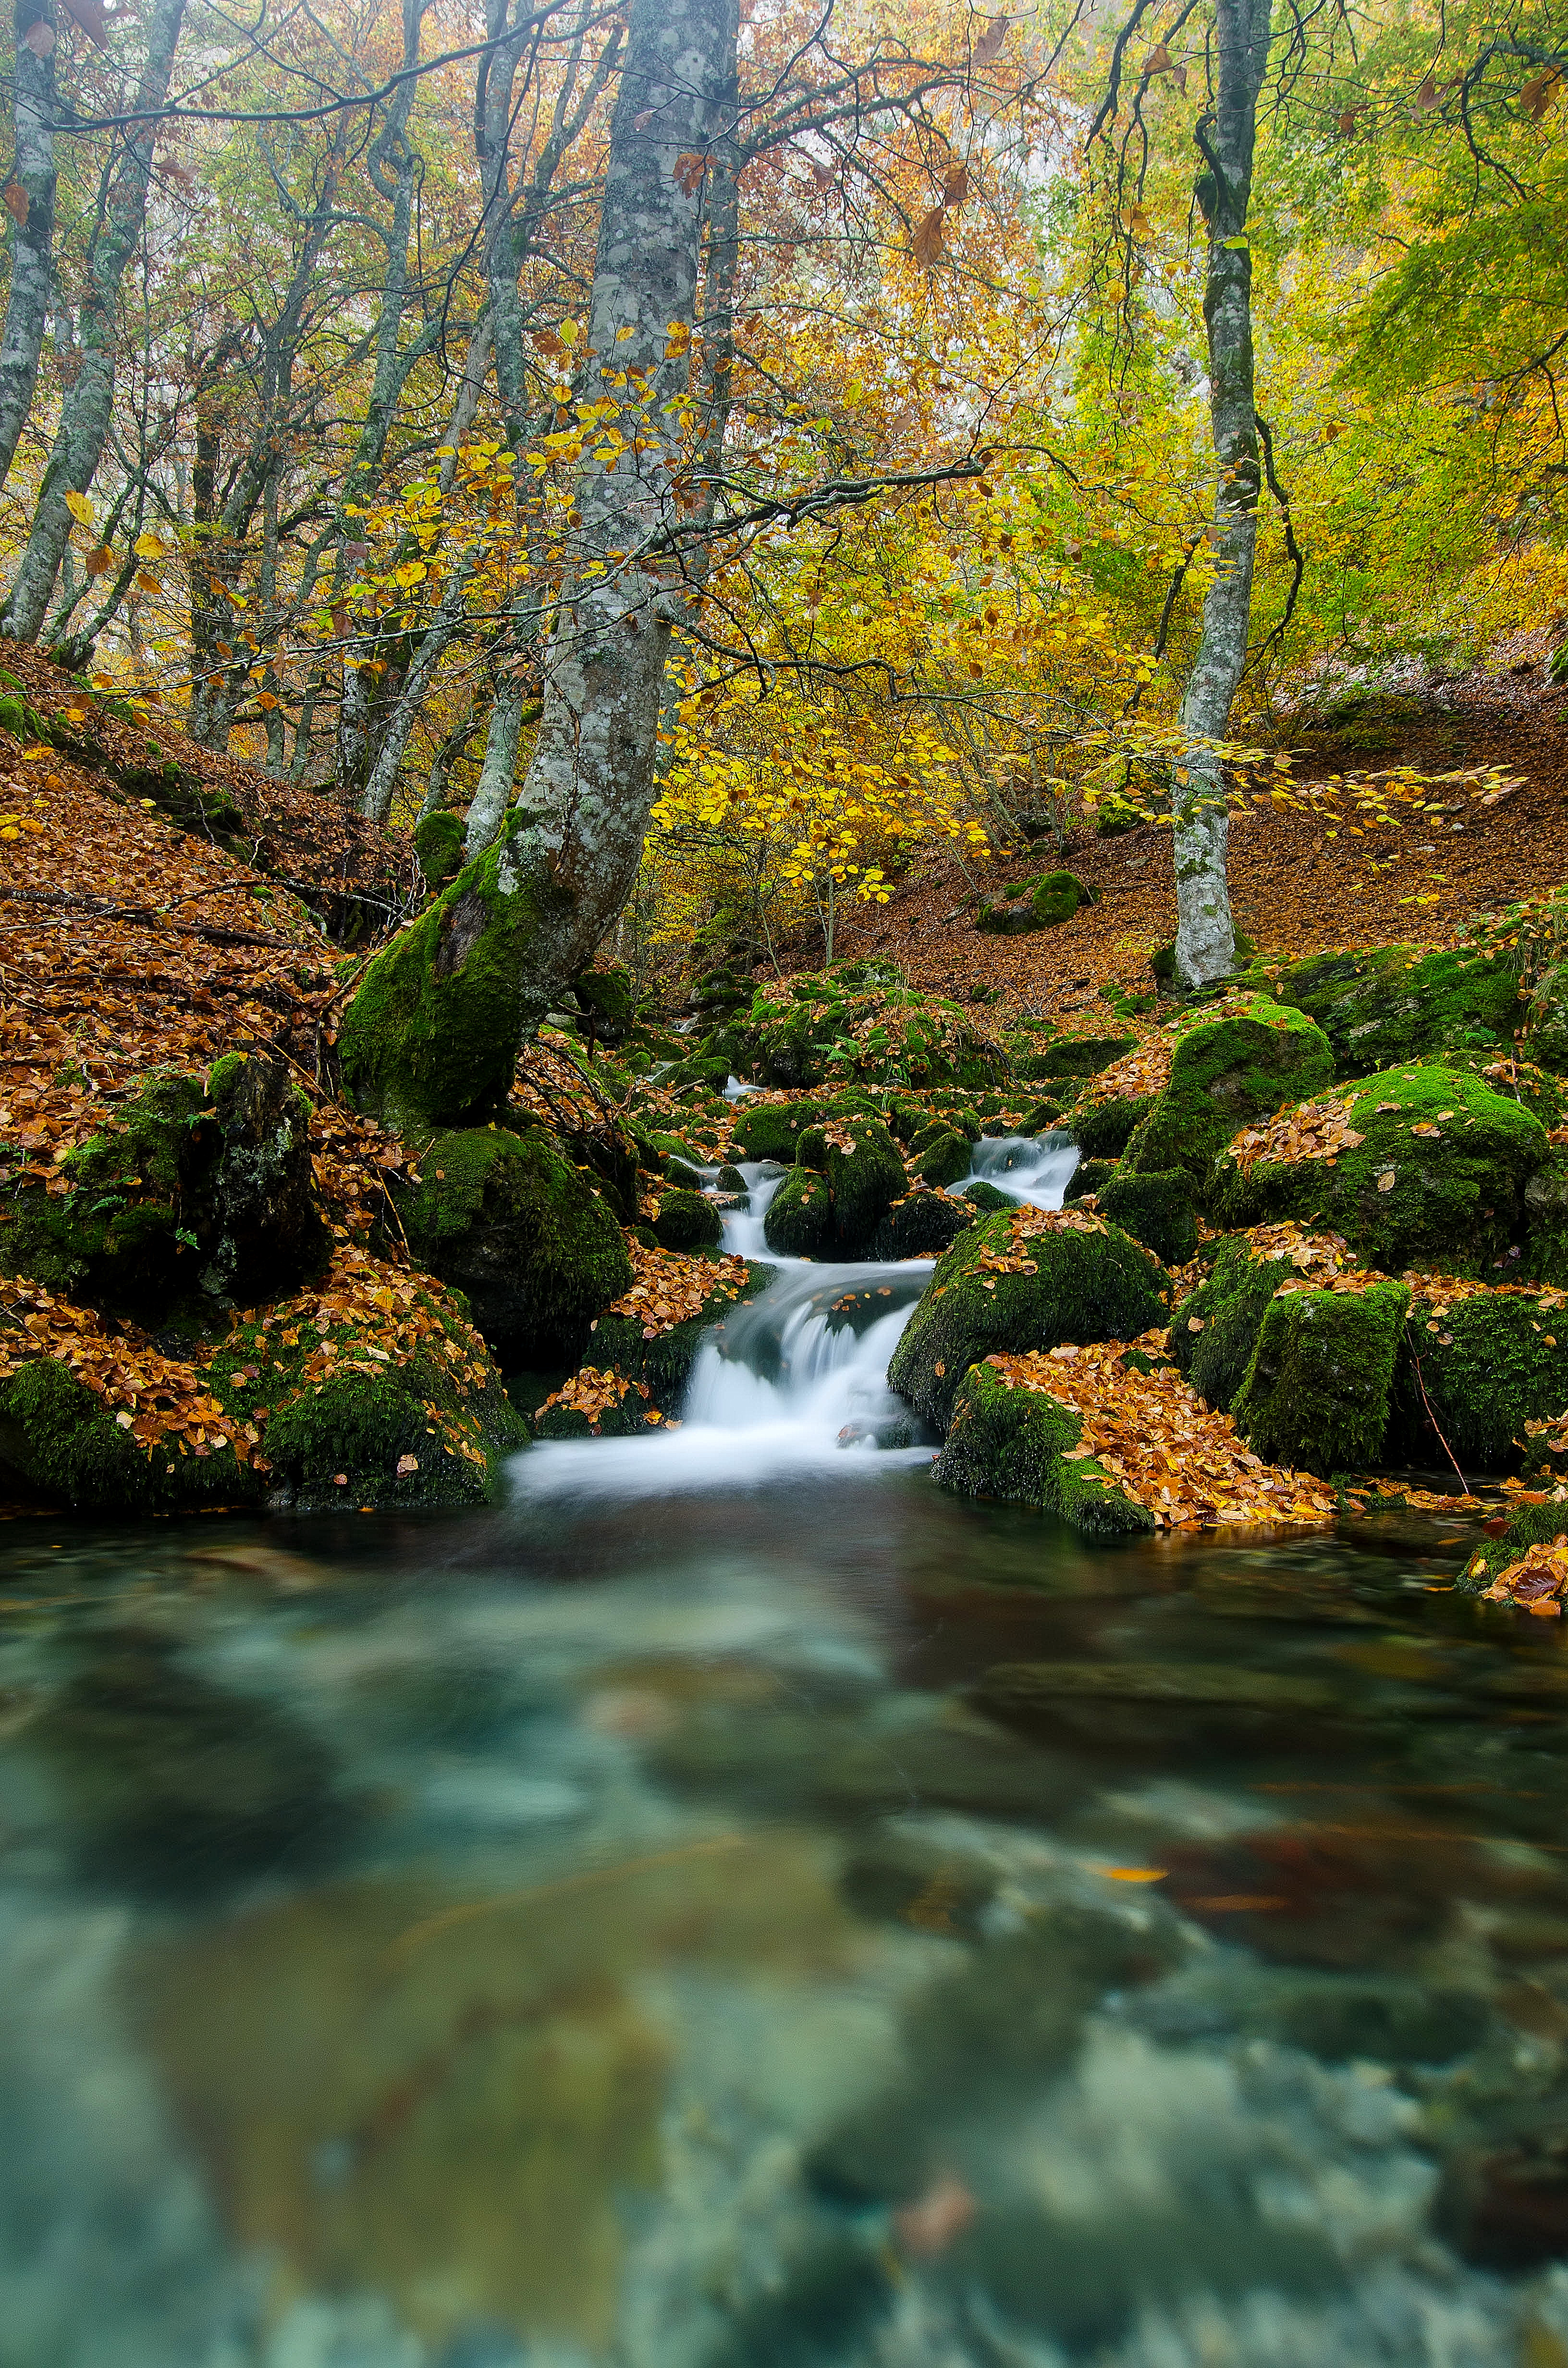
[0, 0, 56, 492]
[1172, 0, 1272, 988]
[505, 0, 737, 1026]
[1, 0, 186, 640]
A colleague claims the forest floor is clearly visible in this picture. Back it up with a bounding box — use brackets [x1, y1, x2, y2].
[829, 645, 1568, 1023]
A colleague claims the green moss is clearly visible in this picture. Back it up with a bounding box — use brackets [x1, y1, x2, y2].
[0, 1059, 324, 1319]
[412, 809, 465, 893]
[1098, 1169, 1198, 1266]
[932, 1359, 1153, 1535]
[731, 1101, 826, 1163]
[1457, 1498, 1568, 1592]
[1124, 1000, 1334, 1191]
[887, 1212, 1169, 1431]
[564, 1259, 776, 1424]
[1066, 1157, 1120, 1204]
[911, 1129, 972, 1188]
[652, 1189, 723, 1254]
[1259, 943, 1522, 1075]
[1215, 1062, 1548, 1276]
[1231, 1282, 1409, 1475]
[338, 811, 544, 1130]
[0, 1359, 257, 1513]
[1169, 1235, 1290, 1412]
[396, 1124, 631, 1363]
[867, 1193, 976, 1259]
[1032, 869, 1091, 927]
[792, 1117, 907, 1253]
[1391, 1286, 1568, 1471]
[1019, 1035, 1135, 1083]
[1525, 1150, 1568, 1284]
[1069, 1096, 1153, 1161]
[735, 978, 1008, 1092]
[961, 1181, 1013, 1212]
[763, 1165, 832, 1256]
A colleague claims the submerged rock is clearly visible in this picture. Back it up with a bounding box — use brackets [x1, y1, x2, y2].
[0, 1055, 327, 1321]
[887, 1207, 1169, 1431]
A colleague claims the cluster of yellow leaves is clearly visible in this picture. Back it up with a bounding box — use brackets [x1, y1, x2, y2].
[1463, 1536, 1568, 1617]
[984, 1333, 1338, 1529]
[1240, 1222, 1361, 1277]
[535, 1365, 655, 1432]
[1229, 1096, 1367, 1173]
[600, 1241, 754, 1340]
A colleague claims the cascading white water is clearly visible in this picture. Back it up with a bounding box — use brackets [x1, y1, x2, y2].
[512, 1133, 1077, 1502]
[952, 1130, 1079, 1208]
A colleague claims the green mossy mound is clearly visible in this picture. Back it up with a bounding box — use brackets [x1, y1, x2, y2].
[886, 1212, 1169, 1431]
[0, 1281, 525, 1514]
[961, 1180, 1013, 1212]
[1215, 1064, 1548, 1277]
[537, 1260, 776, 1436]
[1124, 1000, 1334, 1192]
[1065, 1156, 1120, 1205]
[911, 1128, 972, 1189]
[395, 1124, 632, 1364]
[1017, 1034, 1135, 1084]
[976, 869, 1098, 935]
[1259, 942, 1522, 1075]
[651, 1189, 723, 1254]
[412, 809, 465, 894]
[1, 1056, 326, 1321]
[763, 1117, 906, 1258]
[932, 1358, 1154, 1535]
[867, 1192, 976, 1260]
[1457, 1498, 1568, 1593]
[1231, 1283, 1409, 1476]
[1524, 1152, 1568, 1285]
[735, 969, 1008, 1092]
[730, 1100, 825, 1163]
[1170, 1234, 1296, 1413]
[338, 811, 541, 1130]
[1097, 1169, 1198, 1267]
[762, 1165, 833, 1256]
[1391, 1286, 1568, 1471]
[1069, 1096, 1153, 1162]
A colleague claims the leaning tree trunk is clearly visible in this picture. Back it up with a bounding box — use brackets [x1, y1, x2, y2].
[1172, 0, 1273, 988]
[338, 0, 736, 1129]
[0, 0, 185, 641]
[0, 0, 57, 494]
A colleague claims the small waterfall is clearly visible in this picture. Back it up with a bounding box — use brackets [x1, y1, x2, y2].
[717, 1160, 785, 1260]
[952, 1130, 1079, 1208]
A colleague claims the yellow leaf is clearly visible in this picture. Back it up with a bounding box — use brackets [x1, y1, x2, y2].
[64, 490, 94, 527]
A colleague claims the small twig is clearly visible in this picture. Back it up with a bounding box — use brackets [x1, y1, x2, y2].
[1406, 1331, 1470, 1496]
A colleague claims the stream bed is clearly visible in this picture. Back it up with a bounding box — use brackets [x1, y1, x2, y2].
[5, 1149, 1568, 2367]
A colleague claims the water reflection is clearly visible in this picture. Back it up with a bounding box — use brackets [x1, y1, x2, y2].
[3, 1485, 1568, 2366]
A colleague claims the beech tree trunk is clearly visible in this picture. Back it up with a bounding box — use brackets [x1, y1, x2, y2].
[502, 0, 735, 1025]
[0, 0, 57, 494]
[1, 0, 186, 641]
[1173, 0, 1273, 988]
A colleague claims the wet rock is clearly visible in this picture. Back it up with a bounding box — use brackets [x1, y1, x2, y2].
[1232, 1279, 1409, 1475]
[652, 1187, 723, 1254]
[1069, 1094, 1153, 1161]
[960, 1179, 1013, 1212]
[933, 1357, 1155, 1536]
[396, 1122, 632, 1364]
[0, 1055, 327, 1321]
[1124, 999, 1335, 1194]
[911, 1128, 972, 1188]
[1098, 1167, 1198, 1265]
[765, 1117, 906, 1258]
[867, 1191, 975, 1260]
[887, 1207, 1169, 1431]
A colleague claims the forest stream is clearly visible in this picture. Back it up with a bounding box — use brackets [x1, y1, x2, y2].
[7, 1148, 1568, 2368]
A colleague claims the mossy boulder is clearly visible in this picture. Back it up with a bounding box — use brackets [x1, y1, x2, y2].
[1065, 1156, 1120, 1205]
[762, 1165, 832, 1256]
[0, 1056, 326, 1321]
[1069, 1095, 1153, 1161]
[395, 1124, 632, 1364]
[961, 1180, 1013, 1212]
[651, 1189, 723, 1254]
[1525, 1151, 1568, 1285]
[539, 1259, 777, 1434]
[1098, 1168, 1198, 1267]
[412, 808, 465, 894]
[867, 1192, 976, 1260]
[911, 1128, 973, 1189]
[0, 1274, 526, 1514]
[1391, 1285, 1568, 1471]
[1124, 1000, 1334, 1192]
[932, 1358, 1154, 1535]
[735, 972, 1008, 1092]
[763, 1117, 906, 1258]
[1170, 1234, 1296, 1413]
[730, 1099, 825, 1163]
[1018, 1034, 1135, 1084]
[1214, 1063, 1548, 1277]
[1261, 942, 1522, 1075]
[1230, 1283, 1409, 1476]
[886, 1210, 1169, 1432]
[338, 810, 542, 1130]
[1524, 964, 1568, 1076]
[976, 870, 1097, 935]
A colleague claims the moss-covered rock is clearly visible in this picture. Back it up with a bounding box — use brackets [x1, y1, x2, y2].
[412, 808, 465, 894]
[1124, 1000, 1334, 1191]
[1231, 1283, 1409, 1475]
[1456, 1497, 1568, 1593]
[867, 1192, 976, 1260]
[1065, 1156, 1119, 1205]
[762, 1164, 832, 1256]
[1214, 1063, 1548, 1277]
[338, 811, 542, 1130]
[395, 1124, 632, 1363]
[730, 1099, 825, 1163]
[1069, 1096, 1153, 1161]
[1018, 1035, 1135, 1084]
[1097, 1169, 1197, 1267]
[1524, 963, 1568, 1075]
[763, 1116, 906, 1257]
[1260, 942, 1523, 1075]
[1170, 1234, 1295, 1412]
[960, 1180, 1014, 1212]
[545, 1259, 776, 1430]
[932, 1358, 1154, 1535]
[976, 870, 1097, 936]
[735, 971, 1008, 1093]
[651, 1189, 723, 1254]
[911, 1128, 972, 1188]
[1525, 1151, 1568, 1286]
[0, 1056, 326, 1321]
[886, 1209, 1169, 1431]
[1391, 1285, 1568, 1471]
